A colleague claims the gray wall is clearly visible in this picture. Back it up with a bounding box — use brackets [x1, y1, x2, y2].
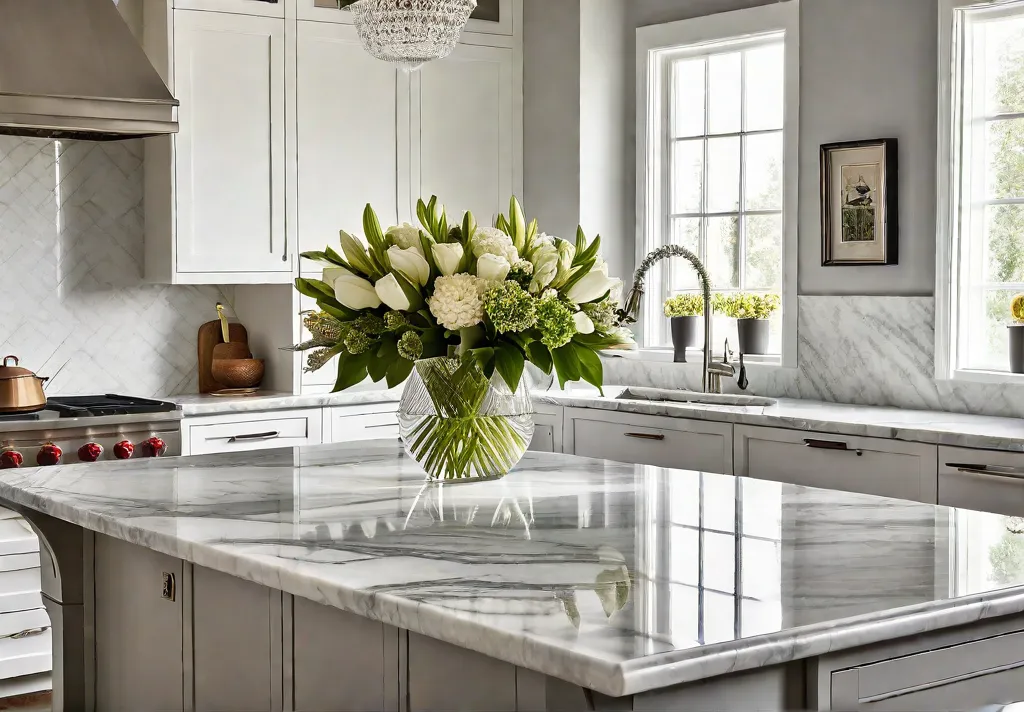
[618, 0, 940, 295]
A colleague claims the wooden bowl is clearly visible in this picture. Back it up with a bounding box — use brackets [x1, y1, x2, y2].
[211, 359, 265, 389]
[212, 342, 252, 360]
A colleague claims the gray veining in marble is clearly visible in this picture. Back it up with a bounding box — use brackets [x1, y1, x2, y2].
[170, 387, 403, 417]
[1, 442, 1022, 697]
[538, 387, 1024, 452]
[605, 296, 1024, 420]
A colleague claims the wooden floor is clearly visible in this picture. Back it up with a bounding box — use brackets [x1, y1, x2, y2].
[0, 691, 49, 711]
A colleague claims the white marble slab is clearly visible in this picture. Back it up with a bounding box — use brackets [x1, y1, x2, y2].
[1, 442, 1023, 696]
[538, 387, 1024, 452]
[170, 388, 403, 417]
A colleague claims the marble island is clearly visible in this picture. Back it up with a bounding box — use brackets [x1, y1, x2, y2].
[4, 442, 1024, 711]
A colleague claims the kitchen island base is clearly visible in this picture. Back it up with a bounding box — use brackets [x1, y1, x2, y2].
[23, 509, 1024, 712]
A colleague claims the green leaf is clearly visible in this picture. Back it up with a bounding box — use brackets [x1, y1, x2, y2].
[495, 213, 511, 235]
[462, 211, 477, 245]
[368, 338, 397, 383]
[385, 356, 414, 389]
[509, 196, 526, 251]
[416, 199, 431, 234]
[295, 278, 336, 302]
[316, 300, 357, 322]
[339, 230, 379, 279]
[333, 351, 371, 392]
[468, 346, 495, 376]
[574, 226, 587, 256]
[494, 343, 525, 392]
[420, 328, 447, 358]
[559, 257, 596, 295]
[574, 343, 604, 395]
[363, 204, 387, 252]
[551, 345, 581, 389]
[575, 233, 602, 268]
[525, 218, 538, 251]
[527, 341, 552, 374]
[392, 271, 424, 311]
[325, 246, 353, 270]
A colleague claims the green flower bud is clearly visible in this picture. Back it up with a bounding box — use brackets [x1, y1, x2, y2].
[397, 331, 423, 361]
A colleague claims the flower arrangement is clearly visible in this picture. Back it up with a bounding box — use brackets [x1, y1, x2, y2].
[712, 293, 781, 321]
[663, 294, 704, 318]
[1012, 294, 1024, 324]
[293, 196, 632, 395]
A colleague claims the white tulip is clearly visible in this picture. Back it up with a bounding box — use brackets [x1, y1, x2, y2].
[375, 273, 412, 311]
[476, 254, 511, 282]
[573, 311, 596, 335]
[387, 246, 430, 287]
[386, 223, 424, 256]
[566, 271, 619, 304]
[432, 243, 464, 277]
[322, 267, 349, 287]
[529, 251, 559, 294]
[334, 272, 382, 310]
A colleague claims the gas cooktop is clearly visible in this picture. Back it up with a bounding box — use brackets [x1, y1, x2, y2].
[0, 394, 178, 422]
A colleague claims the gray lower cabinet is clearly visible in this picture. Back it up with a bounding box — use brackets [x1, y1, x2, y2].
[938, 446, 1024, 516]
[734, 425, 938, 503]
[530, 405, 564, 454]
[94, 535, 184, 712]
[566, 408, 733, 474]
[408, 632, 517, 712]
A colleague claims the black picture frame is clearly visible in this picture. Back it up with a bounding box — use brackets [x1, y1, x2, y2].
[820, 138, 899, 266]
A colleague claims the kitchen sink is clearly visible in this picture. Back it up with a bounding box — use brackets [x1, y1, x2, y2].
[616, 387, 777, 407]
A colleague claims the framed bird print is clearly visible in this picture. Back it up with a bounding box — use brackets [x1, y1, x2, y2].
[820, 138, 899, 266]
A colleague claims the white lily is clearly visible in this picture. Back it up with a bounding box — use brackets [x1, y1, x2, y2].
[386, 223, 424, 256]
[375, 273, 412, 311]
[432, 243, 464, 277]
[334, 272, 381, 310]
[322, 267, 349, 287]
[387, 246, 430, 287]
[573, 311, 596, 335]
[476, 254, 511, 282]
[566, 271, 621, 304]
[529, 246, 559, 294]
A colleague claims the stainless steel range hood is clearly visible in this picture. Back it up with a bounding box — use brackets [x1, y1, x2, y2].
[0, 0, 178, 141]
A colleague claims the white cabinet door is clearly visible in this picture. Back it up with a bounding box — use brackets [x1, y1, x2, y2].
[296, 21, 403, 387]
[938, 446, 1024, 516]
[174, 0, 284, 18]
[565, 409, 733, 474]
[410, 42, 517, 222]
[172, 11, 289, 276]
[734, 425, 938, 503]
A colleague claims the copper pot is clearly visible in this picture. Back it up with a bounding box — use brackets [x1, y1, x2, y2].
[0, 356, 48, 413]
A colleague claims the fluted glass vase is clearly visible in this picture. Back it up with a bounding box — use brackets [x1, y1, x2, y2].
[398, 357, 534, 482]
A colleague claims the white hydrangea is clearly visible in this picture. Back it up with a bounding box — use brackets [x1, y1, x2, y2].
[472, 227, 520, 264]
[428, 274, 489, 331]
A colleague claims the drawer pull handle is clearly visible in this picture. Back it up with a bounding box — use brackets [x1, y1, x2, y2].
[226, 431, 281, 443]
[6, 626, 48, 641]
[948, 463, 1024, 481]
[804, 438, 862, 456]
[364, 423, 397, 430]
[625, 432, 665, 441]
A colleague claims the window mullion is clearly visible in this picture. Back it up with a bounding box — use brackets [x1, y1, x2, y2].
[700, 55, 711, 270]
[738, 50, 748, 292]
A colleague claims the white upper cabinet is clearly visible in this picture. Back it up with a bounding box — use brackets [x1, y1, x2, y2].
[173, 0, 284, 18]
[145, 7, 291, 284]
[296, 21, 403, 387]
[410, 41, 518, 224]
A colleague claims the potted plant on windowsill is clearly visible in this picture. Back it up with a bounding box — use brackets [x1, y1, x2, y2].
[1009, 295, 1024, 374]
[713, 293, 780, 355]
[663, 294, 704, 363]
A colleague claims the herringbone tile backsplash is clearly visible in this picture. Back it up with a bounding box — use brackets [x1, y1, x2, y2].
[0, 137, 226, 397]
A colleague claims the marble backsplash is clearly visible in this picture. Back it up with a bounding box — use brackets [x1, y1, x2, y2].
[604, 296, 1024, 419]
[0, 137, 226, 397]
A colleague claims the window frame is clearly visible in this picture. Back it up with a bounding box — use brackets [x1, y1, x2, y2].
[937, 0, 1024, 383]
[635, 1, 800, 368]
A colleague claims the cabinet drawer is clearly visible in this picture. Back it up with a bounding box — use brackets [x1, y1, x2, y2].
[0, 608, 51, 666]
[330, 405, 399, 443]
[568, 410, 732, 474]
[734, 426, 937, 503]
[174, 0, 285, 18]
[188, 411, 323, 455]
[0, 567, 42, 614]
[831, 629, 1024, 711]
[0, 518, 37, 557]
[938, 447, 1024, 515]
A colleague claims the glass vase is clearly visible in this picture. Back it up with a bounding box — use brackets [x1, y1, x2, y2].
[398, 357, 535, 482]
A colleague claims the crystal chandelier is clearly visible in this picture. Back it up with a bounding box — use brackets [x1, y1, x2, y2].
[349, 0, 478, 71]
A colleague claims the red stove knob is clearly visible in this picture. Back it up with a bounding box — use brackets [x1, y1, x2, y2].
[36, 444, 62, 467]
[0, 449, 23, 469]
[142, 437, 166, 458]
[77, 443, 103, 463]
[113, 440, 134, 460]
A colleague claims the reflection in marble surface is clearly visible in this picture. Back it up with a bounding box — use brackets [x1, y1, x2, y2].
[169, 387, 403, 416]
[0, 442, 1022, 696]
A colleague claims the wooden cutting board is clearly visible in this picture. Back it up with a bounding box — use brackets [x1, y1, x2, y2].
[197, 321, 250, 394]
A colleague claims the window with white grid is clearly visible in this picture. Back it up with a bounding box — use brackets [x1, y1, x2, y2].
[940, 0, 1024, 377]
[637, 4, 798, 364]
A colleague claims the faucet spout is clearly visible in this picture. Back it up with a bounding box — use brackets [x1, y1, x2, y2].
[618, 245, 714, 393]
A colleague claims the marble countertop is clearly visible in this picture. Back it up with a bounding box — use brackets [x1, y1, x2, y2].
[2, 442, 1023, 696]
[539, 386, 1024, 452]
[170, 388, 403, 417]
